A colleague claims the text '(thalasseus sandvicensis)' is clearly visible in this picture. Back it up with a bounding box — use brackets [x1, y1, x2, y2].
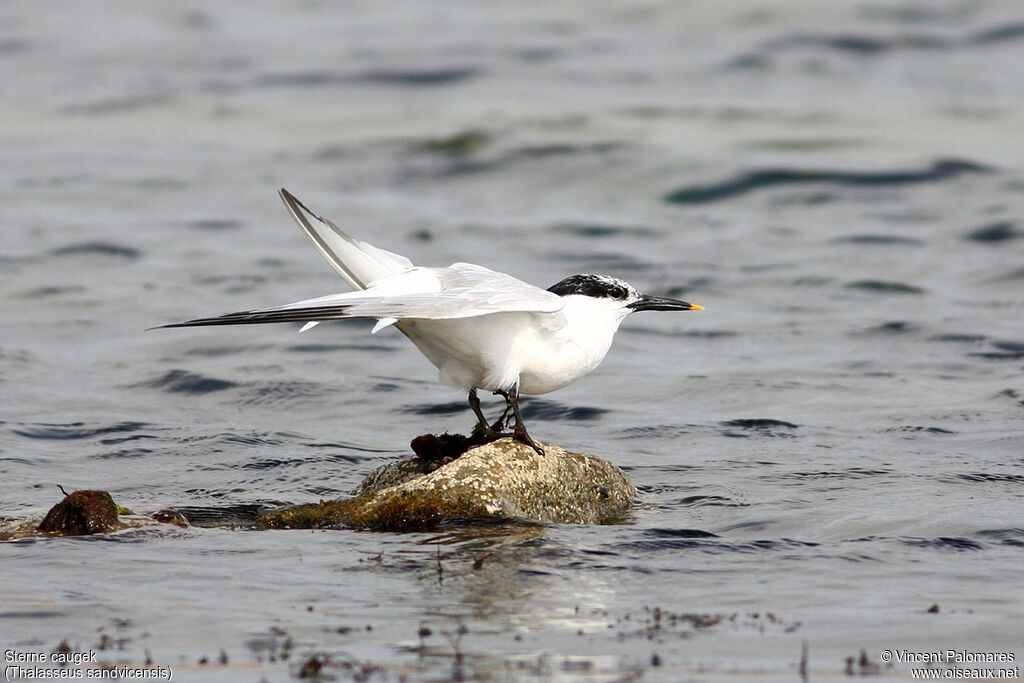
[158, 190, 703, 452]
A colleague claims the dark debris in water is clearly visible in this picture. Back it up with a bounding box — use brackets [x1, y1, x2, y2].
[845, 649, 884, 677]
[611, 606, 801, 643]
[663, 159, 990, 205]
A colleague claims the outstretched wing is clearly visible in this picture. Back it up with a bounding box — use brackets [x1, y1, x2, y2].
[157, 263, 564, 329]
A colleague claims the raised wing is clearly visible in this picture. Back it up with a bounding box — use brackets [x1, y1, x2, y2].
[157, 263, 564, 329]
[279, 189, 413, 291]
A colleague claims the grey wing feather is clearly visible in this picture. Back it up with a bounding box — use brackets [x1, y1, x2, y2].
[157, 263, 564, 329]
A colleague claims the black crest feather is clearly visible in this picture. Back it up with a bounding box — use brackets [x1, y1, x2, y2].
[547, 274, 632, 300]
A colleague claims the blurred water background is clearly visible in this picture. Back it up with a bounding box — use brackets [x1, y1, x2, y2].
[1, 1, 1023, 680]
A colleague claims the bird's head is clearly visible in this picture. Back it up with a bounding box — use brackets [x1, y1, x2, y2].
[547, 274, 703, 321]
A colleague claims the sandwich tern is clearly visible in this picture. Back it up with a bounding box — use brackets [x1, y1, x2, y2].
[159, 190, 703, 452]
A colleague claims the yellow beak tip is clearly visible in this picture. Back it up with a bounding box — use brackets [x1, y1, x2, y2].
[690, 304, 705, 311]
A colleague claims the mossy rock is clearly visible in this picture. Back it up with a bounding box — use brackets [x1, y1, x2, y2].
[258, 437, 635, 531]
[38, 489, 119, 536]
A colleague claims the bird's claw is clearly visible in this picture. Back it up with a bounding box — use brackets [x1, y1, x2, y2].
[469, 384, 541, 454]
[513, 428, 544, 455]
[471, 423, 543, 454]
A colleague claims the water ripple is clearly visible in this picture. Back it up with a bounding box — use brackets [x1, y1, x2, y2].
[141, 369, 237, 394]
[882, 426, 956, 436]
[902, 537, 985, 552]
[254, 67, 480, 88]
[239, 381, 328, 406]
[845, 280, 925, 294]
[954, 472, 1024, 484]
[520, 399, 609, 422]
[50, 242, 141, 259]
[12, 421, 150, 440]
[720, 419, 798, 438]
[664, 159, 990, 205]
[644, 528, 719, 539]
[965, 221, 1020, 242]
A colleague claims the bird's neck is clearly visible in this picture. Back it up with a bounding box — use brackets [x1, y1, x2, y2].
[557, 295, 628, 353]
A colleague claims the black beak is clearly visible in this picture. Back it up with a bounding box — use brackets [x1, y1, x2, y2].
[627, 294, 704, 312]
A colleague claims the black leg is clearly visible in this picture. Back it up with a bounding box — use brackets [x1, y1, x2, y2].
[468, 388, 493, 434]
[469, 387, 509, 440]
[489, 390, 512, 432]
[506, 384, 543, 455]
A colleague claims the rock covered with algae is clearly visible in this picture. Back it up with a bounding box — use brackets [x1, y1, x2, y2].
[1, 489, 150, 540]
[257, 436, 636, 531]
[38, 489, 119, 535]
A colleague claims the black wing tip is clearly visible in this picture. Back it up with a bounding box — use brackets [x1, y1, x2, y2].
[149, 317, 247, 330]
[148, 320, 201, 330]
[151, 304, 356, 329]
[150, 308, 271, 329]
[279, 187, 300, 211]
[278, 188, 328, 226]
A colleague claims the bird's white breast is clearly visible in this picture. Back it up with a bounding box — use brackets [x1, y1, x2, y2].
[401, 294, 628, 395]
